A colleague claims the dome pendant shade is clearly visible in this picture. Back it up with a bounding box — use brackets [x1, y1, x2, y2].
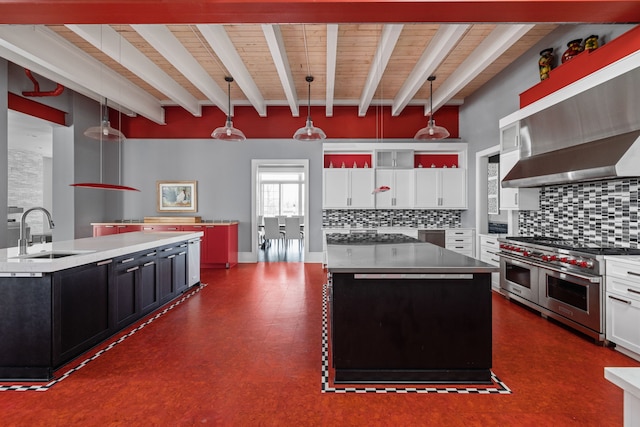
[414, 75, 450, 140]
[211, 117, 246, 141]
[414, 119, 450, 140]
[294, 76, 326, 141]
[84, 100, 126, 142]
[212, 76, 245, 141]
[293, 118, 326, 141]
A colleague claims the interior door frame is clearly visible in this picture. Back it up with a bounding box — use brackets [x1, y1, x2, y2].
[250, 159, 309, 262]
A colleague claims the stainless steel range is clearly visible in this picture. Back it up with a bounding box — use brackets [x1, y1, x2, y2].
[498, 236, 640, 342]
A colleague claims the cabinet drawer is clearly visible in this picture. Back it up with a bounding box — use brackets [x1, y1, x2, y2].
[606, 275, 640, 300]
[446, 237, 473, 246]
[446, 229, 472, 238]
[480, 250, 500, 266]
[479, 235, 499, 247]
[606, 259, 640, 282]
[606, 292, 640, 354]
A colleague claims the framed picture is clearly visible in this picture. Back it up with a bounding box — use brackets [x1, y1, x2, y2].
[157, 181, 198, 213]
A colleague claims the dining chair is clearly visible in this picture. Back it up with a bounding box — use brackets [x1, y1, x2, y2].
[263, 217, 284, 249]
[283, 216, 303, 250]
[257, 215, 264, 247]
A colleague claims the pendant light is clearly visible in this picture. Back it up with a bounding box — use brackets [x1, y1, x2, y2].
[212, 76, 246, 141]
[83, 98, 127, 142]
[293, 76, 326, 141]
[72, 98, 139, 191]
[414, 75, 450, 140]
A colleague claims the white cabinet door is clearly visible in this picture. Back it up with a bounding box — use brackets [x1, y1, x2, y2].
[415, 169, 466, 209]
[440, 169, 466, 209]
[606, 292, 640, 355]
[499, 150, 539, 210]
[323, 169, 350, 208]
[500, 122, 519, 153]
[415, 169, 440, 208]
[349, 169, 375, 208]
[375, 169, 414, 208]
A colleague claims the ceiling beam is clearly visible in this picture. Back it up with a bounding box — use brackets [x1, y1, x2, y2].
[131, 24, 229, 114]
[0, 25, 164, 124]
[358, 24, 403, 117]
[325, 24, 338, 117]
[66, 24, 202, 117]
[392, 24, 469, 117]
[196, 24, 267, 117]
[430, 24, 535, 114]
[262, 24, 299, 117]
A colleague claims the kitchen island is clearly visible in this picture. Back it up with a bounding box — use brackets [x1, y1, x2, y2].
[0, 231, 202, 380]
[326, 233, 499, 384]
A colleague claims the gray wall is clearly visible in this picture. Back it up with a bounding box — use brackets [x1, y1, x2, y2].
[121, 139, 323, 253]
[459, 24, 636, 229]
[0, 58, 7, 248]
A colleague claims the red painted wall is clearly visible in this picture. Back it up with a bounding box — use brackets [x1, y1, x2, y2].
[121, 105, 460, 140]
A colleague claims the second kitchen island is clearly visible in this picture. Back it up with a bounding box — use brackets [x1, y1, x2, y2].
[326, 233, 499, 384]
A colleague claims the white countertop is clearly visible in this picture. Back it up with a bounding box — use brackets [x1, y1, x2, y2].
[605, 367, 640, 400]
[0, 231, 202, 274]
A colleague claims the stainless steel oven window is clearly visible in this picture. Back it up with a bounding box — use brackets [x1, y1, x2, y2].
[546, 276, 588, 311]
[505, 263, 533, 290]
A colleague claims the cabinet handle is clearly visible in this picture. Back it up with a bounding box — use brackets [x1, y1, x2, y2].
[104, 225, 115, 228]
[121, 257, 135, 264]
[180, 243, 187, 248]
[167, 227, 179, 230]
[142, 226, 154, 230]
[163, 247, 174, 252]
[143, 261, 155, 267]
[627, 271, 640, 278]
[117, 225, 126, 228]
[608, 295, 631, 304]
[96, 259, 113, 266]
[146, 252, 156, 257]
[486, 241, 495, 245]
[628, 288, 640, 295]
[515, 193, 518, 205]
[126, 266, 139, 273]
[206, 225, 215, 228]
[167, 254, 176, 259]
[178, 251, 187, 256]
[491, 258, 500, 263]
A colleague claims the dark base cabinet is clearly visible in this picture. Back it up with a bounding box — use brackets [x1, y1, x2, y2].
[0, 238, 194, 381]
[331, 272, 493, 384]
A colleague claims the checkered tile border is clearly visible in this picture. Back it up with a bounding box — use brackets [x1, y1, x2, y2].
[0, 284, 207, 392]
[321, 284, 511, 394]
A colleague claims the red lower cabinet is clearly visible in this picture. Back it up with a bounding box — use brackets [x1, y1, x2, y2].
[93, 223, 238, 269]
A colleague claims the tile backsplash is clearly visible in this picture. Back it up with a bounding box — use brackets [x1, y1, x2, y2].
[519, 178, 640, 248]
[322, 209, 462, 228]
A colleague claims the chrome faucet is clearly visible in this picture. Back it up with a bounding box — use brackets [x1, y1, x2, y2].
[18, 207, 55, 255]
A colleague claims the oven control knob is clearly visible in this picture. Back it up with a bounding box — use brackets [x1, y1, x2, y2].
[580, 261, 592, 268]
[541, 255, 549, 261]
[560, 257, 568, 263]
[500, 244, 506, 249]
[523, 251, 530, 257]
[515, 247, 522, 252]
[569, 259, 578, 265]
[550, 255, 558, 261]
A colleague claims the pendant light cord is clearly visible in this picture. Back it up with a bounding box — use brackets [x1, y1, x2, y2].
[428, 75, 435, 126]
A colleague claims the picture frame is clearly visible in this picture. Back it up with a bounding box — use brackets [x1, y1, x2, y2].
[157, 181, 198, 213]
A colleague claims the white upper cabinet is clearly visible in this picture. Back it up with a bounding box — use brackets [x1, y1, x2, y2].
[375, 169, 415, 209]
[500, 122, 520, 153]
[499, 147, 539, 210]
[415, 168, 467, 209]
[323, 168, 375, 209]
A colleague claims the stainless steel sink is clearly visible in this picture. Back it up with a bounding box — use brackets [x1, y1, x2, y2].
[12, 250, 94, 260]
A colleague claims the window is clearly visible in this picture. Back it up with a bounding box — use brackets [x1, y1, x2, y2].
[258, 171, 305, 218]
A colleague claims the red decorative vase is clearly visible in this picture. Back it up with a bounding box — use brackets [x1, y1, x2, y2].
[562, 39, 584, 63]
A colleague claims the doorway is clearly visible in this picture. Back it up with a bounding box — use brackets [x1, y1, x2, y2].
[250, 159, 309, 262]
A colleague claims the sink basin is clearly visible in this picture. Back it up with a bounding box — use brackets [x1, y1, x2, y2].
[12, 250, 94, 260]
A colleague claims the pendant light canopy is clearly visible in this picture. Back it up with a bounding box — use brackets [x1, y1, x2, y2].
[293, 76, 326, 141]
[83, 99, 127, 142]
[212, 76, 246, 141]
[414, 76, 450, 140]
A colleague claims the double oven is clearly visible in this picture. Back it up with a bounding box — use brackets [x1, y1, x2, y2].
[498, 237, 640, 341]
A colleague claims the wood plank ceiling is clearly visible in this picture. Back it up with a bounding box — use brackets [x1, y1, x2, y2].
[3, 23, 560, 123]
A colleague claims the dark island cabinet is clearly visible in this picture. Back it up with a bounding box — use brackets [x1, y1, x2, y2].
[53, 260, 112, 367]
[0, 237, 196, 381]
[158, 242, 188, 304]
[113, 248, 158, 329]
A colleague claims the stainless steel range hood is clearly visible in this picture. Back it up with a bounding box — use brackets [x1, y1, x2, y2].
[502, 62, 640, 188]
